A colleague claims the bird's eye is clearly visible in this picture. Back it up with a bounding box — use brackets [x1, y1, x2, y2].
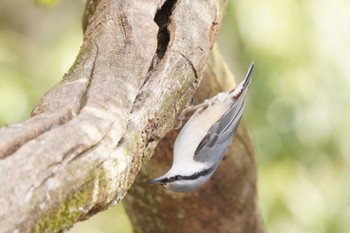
[175, 175, 182, 181]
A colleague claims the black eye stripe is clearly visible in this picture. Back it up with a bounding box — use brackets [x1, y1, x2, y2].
[163, 166, 216, 184]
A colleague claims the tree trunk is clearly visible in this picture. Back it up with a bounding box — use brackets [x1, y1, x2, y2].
[0, 0, 234, 232]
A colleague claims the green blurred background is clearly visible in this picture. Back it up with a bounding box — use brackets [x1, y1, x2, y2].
[0, 0, 349, 232]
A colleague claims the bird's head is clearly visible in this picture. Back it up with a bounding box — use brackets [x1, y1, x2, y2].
[148, 166, 216, 192]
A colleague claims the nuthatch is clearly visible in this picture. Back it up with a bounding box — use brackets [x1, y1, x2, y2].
[148, 63, 254, 192]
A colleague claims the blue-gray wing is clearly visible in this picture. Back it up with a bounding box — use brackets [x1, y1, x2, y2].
[193, 63, 253, 163]
[193, 96, 245, 163]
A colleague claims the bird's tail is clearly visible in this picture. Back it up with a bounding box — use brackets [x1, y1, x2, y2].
[242, 62, 254, 89]
[229, 62, 254, 96]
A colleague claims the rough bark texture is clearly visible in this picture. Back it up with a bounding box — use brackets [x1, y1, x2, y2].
[123, 46, 264, 233]
[0, 0, 228, 232]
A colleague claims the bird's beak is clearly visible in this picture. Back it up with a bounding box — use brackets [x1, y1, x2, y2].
[147, 176, 166, 185]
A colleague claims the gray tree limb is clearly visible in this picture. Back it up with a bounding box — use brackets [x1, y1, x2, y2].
[0, 0, 227, 232]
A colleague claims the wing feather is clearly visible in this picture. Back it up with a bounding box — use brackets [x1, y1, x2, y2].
[193, 63, 253, 163]
[193, 96, 245, 162]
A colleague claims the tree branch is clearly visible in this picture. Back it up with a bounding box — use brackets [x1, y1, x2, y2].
[0, 0, 227, 232]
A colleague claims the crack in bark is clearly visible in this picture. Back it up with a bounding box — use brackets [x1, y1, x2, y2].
[142, 0, 177, 87]
[154, 0, 175, 60]
[79, 43, 99, 112]
[177, 51, 199, 82]
[27, 172, 55, 202]
[118, 11, 132, 45]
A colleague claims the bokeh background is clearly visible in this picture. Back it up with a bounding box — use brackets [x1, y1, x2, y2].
[0, 0, 349, 232]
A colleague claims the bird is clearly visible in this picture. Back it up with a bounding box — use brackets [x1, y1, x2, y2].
[148, 63, 254, 192]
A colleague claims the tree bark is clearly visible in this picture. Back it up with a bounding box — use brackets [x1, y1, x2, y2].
[123, 46, 264, 233]
[0, 0, 229, 232]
